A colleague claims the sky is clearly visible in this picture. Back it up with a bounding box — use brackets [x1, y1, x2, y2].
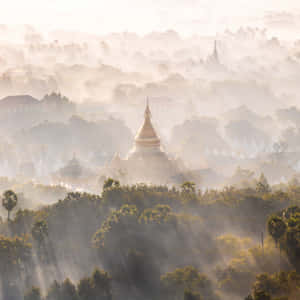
[1, 0, 300, 36]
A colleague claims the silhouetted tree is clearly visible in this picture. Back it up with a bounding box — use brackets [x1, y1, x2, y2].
[184, 288, 202, 300]
[267, 216, 286, 247]
[103, 178, 120, 190]
[32, 219, 48, 248]
[92, 268, 112, 300]
[256, 174, 271, 194]
[161, 266, 218, 300]
[253, 289, 271, 300]
[181, 181, 197, 204]
[77, 277, 93, 300]
[268, 215, 287, 270]
[2, 190, 18, 221]
[181, 181, 196, 194]
[24, 287, 42, 300]
[46, 280, 61, 300]
[61, 278, 79, 300]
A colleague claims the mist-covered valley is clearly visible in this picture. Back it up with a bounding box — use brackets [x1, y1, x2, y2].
[0, 20, 300, 300]
[1, 25, 300, 188]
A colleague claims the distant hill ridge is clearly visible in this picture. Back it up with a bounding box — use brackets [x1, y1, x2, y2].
[0, 95, 39, 109]
[0, 93, 74, 110]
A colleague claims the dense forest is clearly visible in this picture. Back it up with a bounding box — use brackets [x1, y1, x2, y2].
[0, 176, 299, 300]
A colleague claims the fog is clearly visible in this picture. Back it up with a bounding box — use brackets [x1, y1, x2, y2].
[0, 2, 299, 300]
[0, 25, 299, 191]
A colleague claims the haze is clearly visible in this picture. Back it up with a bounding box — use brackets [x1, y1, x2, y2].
[0, 2, 300, 300]
[1, 0, 300, 37]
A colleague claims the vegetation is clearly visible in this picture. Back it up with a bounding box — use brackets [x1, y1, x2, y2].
[2, 190, 18, 221]
[24, 269, 111, 300]
[0, 178, 299, 299]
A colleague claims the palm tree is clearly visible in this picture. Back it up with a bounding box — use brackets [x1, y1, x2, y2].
[31, 220, 48, 248]
[2, 190, 18, 221]
[267, 215, 287, 271]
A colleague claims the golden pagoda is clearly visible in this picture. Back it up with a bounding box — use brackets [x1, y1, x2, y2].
[103, 100, 187, 185]
[131, 100, 161, 154]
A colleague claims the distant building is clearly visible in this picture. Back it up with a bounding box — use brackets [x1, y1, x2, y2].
[102, 101, 192, 185]
[206, 40, 221, 67]
[41, 92, 76, 116]
[53, 154, 96, 186]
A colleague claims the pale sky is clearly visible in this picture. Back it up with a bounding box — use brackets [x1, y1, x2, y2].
[1, 0, 300, 36]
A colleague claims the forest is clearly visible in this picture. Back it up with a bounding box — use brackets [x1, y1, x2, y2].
[0, 176, 299, 300]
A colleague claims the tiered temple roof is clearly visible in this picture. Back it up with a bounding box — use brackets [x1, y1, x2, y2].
[105, 100, 189, 185]
[134, 100, 160, 149]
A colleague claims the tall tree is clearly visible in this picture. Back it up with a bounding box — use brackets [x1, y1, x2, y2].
[92, 269, 112, 299]
[256, 174, 271, 194]
[267, 216, 287, 247]
[181, 181, 196, 194]
[253, 289, 271, 300]
[77, 277, 93, 300]
[103, 178, 120, 190]
[184, 288, 202, 300]
[267, 215, 287, 270]
[180, 181, 197, 204]
[31, 219, 48, 248]
[24, 287, 42, 300]
[46, 280, 61, 300]
[2, 190, 18, 221]
[61, 278, 79, 300]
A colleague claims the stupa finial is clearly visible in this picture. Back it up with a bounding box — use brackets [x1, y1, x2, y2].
[213, 40, 219, 62]
[145, 97, 151, 119]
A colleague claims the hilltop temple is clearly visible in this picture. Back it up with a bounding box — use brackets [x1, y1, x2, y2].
[102, 101, 187, 185]
[52, 153, 96, 186]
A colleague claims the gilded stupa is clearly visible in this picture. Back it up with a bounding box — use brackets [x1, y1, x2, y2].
[103, 100, 186, 184]
[128, 100, 163, 159]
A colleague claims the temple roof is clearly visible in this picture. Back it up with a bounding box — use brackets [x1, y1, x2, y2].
[135, 101, 160, 147]
[56, 153, 94, 179]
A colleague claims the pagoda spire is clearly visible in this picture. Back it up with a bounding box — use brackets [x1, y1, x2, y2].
[213, 40, 219, 62]
[145, 97, 151, 119]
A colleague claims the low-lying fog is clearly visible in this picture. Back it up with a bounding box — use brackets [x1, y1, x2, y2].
[0, 25, 299, 201]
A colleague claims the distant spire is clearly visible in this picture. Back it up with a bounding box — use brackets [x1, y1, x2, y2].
[213, 40, 219, 62]
[70, 152, 79, 166]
